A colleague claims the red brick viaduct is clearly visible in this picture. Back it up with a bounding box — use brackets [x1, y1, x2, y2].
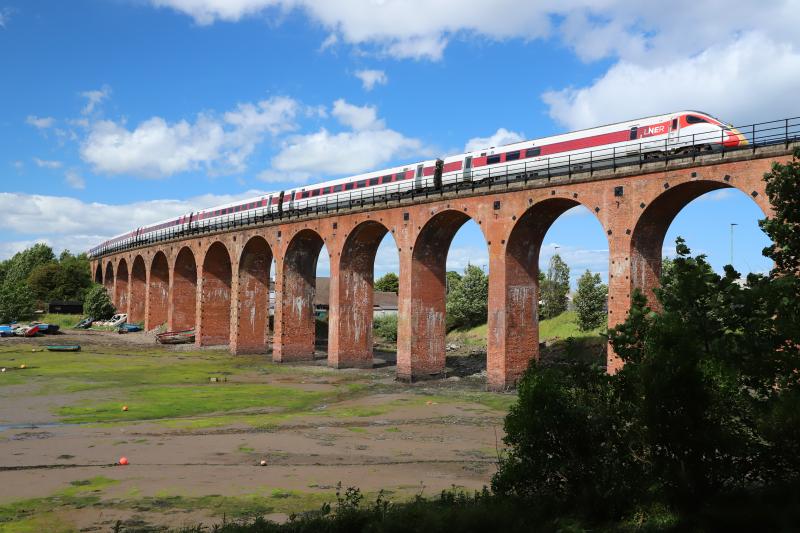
[90, 144, 796, 390]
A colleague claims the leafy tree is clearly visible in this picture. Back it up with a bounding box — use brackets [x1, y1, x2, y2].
[573, 270, 607, 331]
[52, 252, 92, 301]
[83, 284, 115, 319]
[0, 283, 36, 323]
[540, 253, 570, 319]
[445, 270, 462, 294]
[374, 272, 399, 293]
[446, 264, 488, 330]
[26, 263, 61, 302]
[2, 243, 55, 288]
[495, 151, 800, 521]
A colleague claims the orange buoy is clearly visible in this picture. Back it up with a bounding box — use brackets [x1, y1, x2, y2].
[119, 457, 129, 465]
[122, 405, 128, 411]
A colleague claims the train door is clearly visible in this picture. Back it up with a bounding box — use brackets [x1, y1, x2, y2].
[668, 116, 680, 148]
[463, 156, 473, 181]
[415, 164, 424, 189]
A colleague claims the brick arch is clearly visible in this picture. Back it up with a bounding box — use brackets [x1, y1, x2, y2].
[147, 251, 169, 330]
[171, 246, 197, 332]
[329, 220, 394, 369]
[397, 209, 485, 381]
[103, 262, 114, 291]
[94, 263, 102, 284]
[489, 197, 609, 386]
[129, 256, 147, 324]
[630, 179, 767, 306]
[199, 241, 233, 346]
[274, 228, 326, 362]
[233, 236, 273, 354]
[115, 258, 129, 313]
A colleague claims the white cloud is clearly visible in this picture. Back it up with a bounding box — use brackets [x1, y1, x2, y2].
[354, 69, 387, 91]
[64, 170, 86, 190]
[0, 8, 10, 29]
[0, 190, 267, 254]
[271, 128, 424, 177]
[269, 99, 428, 177]
[543, 32, 800, 130]
[146, 1, 799, 62]
[319, 33, 338, 51]
[331, 99, 382, 131]
[12, 161, 24, 170]
[33, 158, 62, 169]
[540, 243, 609, 286]
[26, 115, 55, 129]
[80, 96, 299, 177]
[464, 128, 525, 152]
[699, 190, 734, 202]
[81, 85, 112, 115]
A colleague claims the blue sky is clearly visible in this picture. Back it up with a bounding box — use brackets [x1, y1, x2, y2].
[1, 0, 794, 285]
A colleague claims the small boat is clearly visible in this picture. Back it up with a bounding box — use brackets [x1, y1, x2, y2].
[0, 325, 13, 337]
[95, 314, 127, 328]
[14, 325, 39, 337]
[75, 317, 94, 329]
[46, 345, 81, 352]
[118, 323, 143, 333]
[156, 329, 195, 345]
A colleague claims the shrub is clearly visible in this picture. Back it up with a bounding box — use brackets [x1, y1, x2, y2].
[83, 284, 115, 319]
[373, 314, 397, 342]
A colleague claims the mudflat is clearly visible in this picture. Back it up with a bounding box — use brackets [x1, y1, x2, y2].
[0, 330, 514, 532]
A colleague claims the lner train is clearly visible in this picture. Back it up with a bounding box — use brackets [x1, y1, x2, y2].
[90, 110, 747, 257]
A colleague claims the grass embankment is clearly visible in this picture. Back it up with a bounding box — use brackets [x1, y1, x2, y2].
[446, 311, 605, 348]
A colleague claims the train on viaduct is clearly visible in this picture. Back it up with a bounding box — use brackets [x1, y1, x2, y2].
[89, 129, 797, 391]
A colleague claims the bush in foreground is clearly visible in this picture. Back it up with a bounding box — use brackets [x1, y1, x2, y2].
[83, 284, 115, 320]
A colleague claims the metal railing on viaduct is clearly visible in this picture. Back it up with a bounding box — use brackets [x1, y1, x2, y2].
[90, 117, 800, 390]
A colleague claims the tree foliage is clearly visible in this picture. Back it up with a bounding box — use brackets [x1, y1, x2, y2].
[573, 270, 607, 331]
[494, 151, 800, 522]
[83, 284, 116, 320]
[0, 283, 36, 323]
[374, 272, 399, 293]
[540, 253, 570, 319]
[446, 264, 488, 330]
[373, 314, 397, 341]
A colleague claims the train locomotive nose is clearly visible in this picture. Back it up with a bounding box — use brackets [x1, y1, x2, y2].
[723, 127, 748, 147]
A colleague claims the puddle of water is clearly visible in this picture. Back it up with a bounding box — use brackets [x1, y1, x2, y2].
[0, 422, 65, 432]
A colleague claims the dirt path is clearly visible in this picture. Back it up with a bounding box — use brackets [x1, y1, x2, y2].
[0, 331, 512, 531]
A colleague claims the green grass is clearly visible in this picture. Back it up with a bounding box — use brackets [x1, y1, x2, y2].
[446, 311, 604, 349]
[539, 311, 604, 340]
[57, 383, 333, 423]
[37, 313, 85, 330]
[0, 477, 118, 533]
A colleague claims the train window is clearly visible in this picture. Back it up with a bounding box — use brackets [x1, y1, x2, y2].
[506, 151, 520, 161]
[383, 175, 392, 183]
[686, 115, 707, 124]
[344, 182, 353, 191]
[396, 172, 404, 180]
[312, 189, 320, 197]
[369, 177, 380, 186]
[672, 118, 678, 130]
[357, 179, 367, 188]
[333, 184, 343, 192]
[629, 127, 638, 140]
[487, 154, 501, 165]
[525, 147, 541, 157]
[416, 164, 423, 178]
